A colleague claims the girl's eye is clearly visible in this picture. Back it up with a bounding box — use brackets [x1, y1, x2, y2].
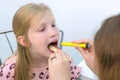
[40, 27, 45, 32]
[52, 24, 56, 28]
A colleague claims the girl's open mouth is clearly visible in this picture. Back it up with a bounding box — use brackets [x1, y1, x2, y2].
[48, 41, 58, 53]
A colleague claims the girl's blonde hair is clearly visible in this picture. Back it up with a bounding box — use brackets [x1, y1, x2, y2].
[13, 3, 52, 80]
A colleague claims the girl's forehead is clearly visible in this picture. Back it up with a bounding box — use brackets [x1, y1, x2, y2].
[30, 11, 54, 28]
[30, 13, 44, 28]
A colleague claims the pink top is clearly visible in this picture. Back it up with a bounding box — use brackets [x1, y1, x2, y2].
[0, 54, 81, 80]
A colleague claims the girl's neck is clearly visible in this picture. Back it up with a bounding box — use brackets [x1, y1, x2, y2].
[31, 57, 48, 68]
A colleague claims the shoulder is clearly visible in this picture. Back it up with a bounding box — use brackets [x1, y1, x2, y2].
[0, 53, 17, 80]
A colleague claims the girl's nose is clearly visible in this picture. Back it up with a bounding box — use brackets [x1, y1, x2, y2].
[49, 28, 59, 38]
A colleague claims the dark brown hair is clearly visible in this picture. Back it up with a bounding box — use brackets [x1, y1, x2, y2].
[94, 14, 120, 80]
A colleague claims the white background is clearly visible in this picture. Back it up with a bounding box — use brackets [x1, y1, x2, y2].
[0, 0, 120, 64]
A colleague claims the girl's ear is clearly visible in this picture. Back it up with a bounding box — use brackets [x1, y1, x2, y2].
[17, 36, 27, 47]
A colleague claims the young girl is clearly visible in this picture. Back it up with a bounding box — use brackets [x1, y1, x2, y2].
[0, 3, 80, 80]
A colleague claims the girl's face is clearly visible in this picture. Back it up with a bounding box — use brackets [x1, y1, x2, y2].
[27, 11, 59, 60]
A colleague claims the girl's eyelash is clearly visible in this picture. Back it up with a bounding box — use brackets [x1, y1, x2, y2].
[39, 24, 56, 32]
[40, 27, 45, 32]
[52, 24, 56, 27]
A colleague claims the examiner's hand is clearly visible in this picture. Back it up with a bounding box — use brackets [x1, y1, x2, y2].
[73, 39, 98, 74]
[48, 49, 71, 80]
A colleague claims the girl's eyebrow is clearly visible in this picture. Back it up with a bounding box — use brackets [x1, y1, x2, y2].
[39, 22, 46, 26]
[30, 22, 45, 31]
[37, 23, 46, 29]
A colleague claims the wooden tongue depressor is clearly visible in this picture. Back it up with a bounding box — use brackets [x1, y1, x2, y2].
[49, 45, 57, 52]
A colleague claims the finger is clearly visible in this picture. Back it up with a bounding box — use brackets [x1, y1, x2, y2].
[72, 39, 93, 52]
[54, 49, 64, 61]
[75, 46, 86, 56]
[50, 54, 57, 60]
[74, 40, 95, 60]
[72, 39, 91, 45]
[49, 53, 57, 64]
[61, 51, 72, 61]
[57, 49, 72, 63]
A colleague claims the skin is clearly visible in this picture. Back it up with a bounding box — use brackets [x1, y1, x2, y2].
[28, 11, 71, 80]
[18, 10, 59, 68]
[48, 49, 71, 80]
[73, 39, 98, 74]
[17, 9, 71, 80]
